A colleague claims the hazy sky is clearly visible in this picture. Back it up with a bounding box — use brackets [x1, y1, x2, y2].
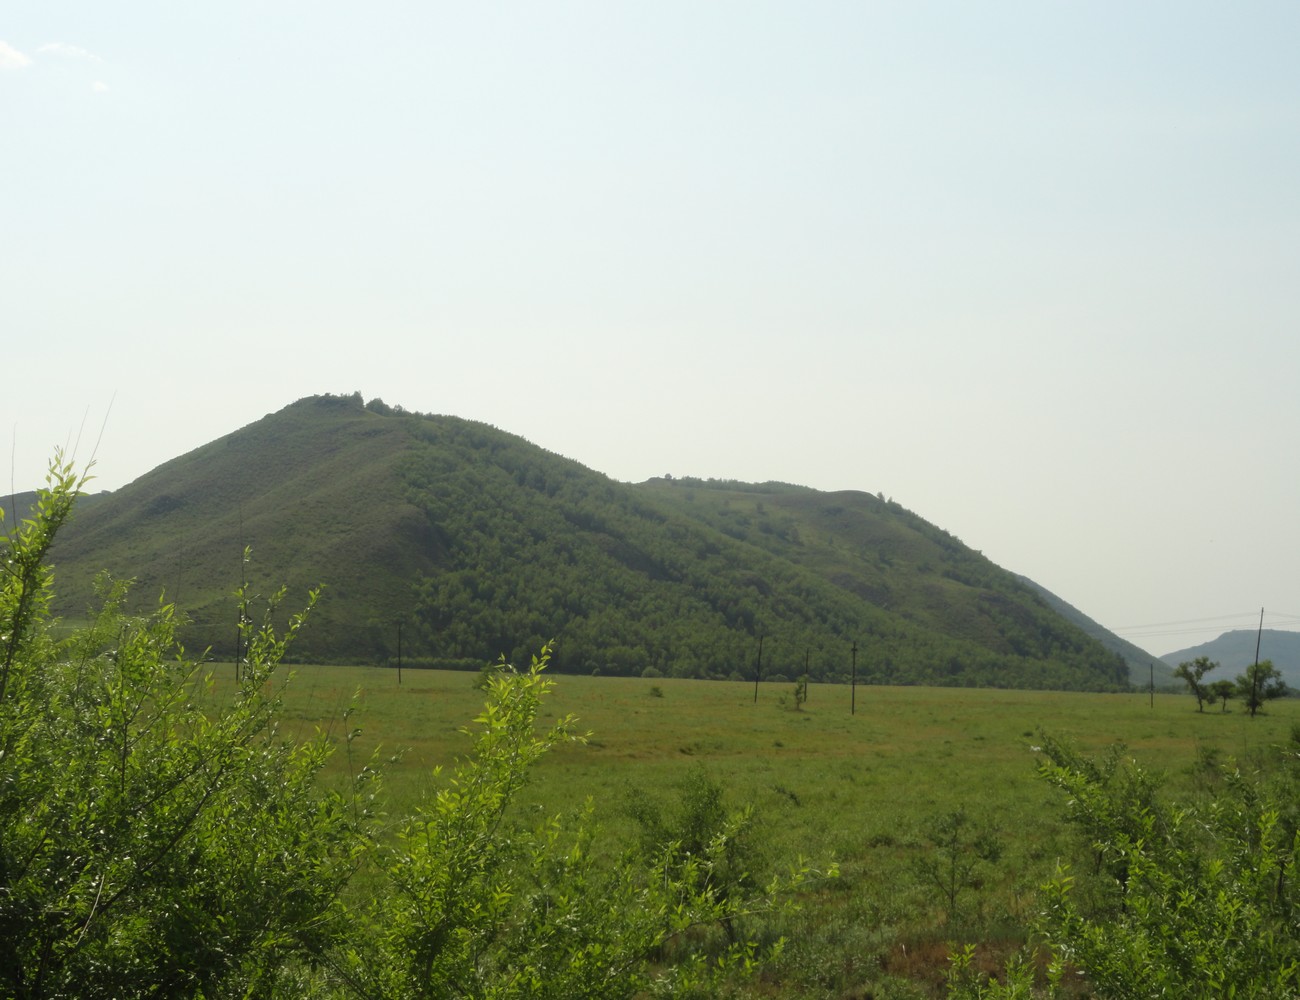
[4, 3, 1299, 656]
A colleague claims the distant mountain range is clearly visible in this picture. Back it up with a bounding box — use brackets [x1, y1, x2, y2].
[8, 393, 1164, 690]
[1163, 630, 1300, 688]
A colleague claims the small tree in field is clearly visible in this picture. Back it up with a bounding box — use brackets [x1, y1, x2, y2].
[1237, 659, 1287, 718]
[1209, 678, 1236, 712]
[912, 807, 1002, 926]
[1174, 656, 1216, 712]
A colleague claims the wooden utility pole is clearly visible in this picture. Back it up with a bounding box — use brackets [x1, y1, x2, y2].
[851, 641, 858, 715]
[175, 537, 184, 609]
[235, 504, 246, 683]
[1149, 662, 1154, 709]
[1249, 607, 1264, 717]
[396, 620, 403, 686]
[804, 648, 810, 703]
[753, 635, 764, 704]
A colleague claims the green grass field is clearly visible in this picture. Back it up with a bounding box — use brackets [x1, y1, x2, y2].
[249, 663, 1300, 998]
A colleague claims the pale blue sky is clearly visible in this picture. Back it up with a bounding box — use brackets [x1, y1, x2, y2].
[4, 3, 1299, 655]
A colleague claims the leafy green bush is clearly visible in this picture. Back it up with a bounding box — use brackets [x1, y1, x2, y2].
[952, 734, 1300, 998]
[1031, 735, 1300, 998]
[0, 458, 366, 999]
[626, 763, 776, 949]
[944, 944, 1063, 999]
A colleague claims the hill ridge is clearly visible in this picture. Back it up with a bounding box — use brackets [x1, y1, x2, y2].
[38, 394, 1137, 690]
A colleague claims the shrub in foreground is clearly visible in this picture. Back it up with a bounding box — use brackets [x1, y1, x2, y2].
[947, 734, 1300, 999]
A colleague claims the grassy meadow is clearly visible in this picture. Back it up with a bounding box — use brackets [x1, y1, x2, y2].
[250, 663, 1300, 997]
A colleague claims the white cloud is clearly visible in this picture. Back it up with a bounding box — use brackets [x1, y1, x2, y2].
[0, 39, 32, 70]
[37, 42, 102, 62]
[91, 80, 108, 93]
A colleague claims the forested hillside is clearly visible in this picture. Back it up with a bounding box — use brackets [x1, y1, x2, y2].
[44, 394, 1132, 690]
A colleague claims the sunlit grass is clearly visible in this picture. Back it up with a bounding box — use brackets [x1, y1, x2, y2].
[224, 661, 1300, 997]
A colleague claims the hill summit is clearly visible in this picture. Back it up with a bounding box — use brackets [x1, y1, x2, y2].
[44, 394, 1131, 690]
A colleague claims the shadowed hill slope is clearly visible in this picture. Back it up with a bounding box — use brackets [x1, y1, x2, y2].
[43, 394, 1132, 689]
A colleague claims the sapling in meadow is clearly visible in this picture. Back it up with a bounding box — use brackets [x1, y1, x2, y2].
[912, 807, 1002, 927]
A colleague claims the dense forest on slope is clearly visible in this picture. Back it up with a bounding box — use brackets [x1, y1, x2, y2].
[40, 394, 1132, 690]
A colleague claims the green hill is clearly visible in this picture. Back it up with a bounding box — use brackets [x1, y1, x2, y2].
[1163, 629, 1300, 688]
[40, 394, 1131, 690]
